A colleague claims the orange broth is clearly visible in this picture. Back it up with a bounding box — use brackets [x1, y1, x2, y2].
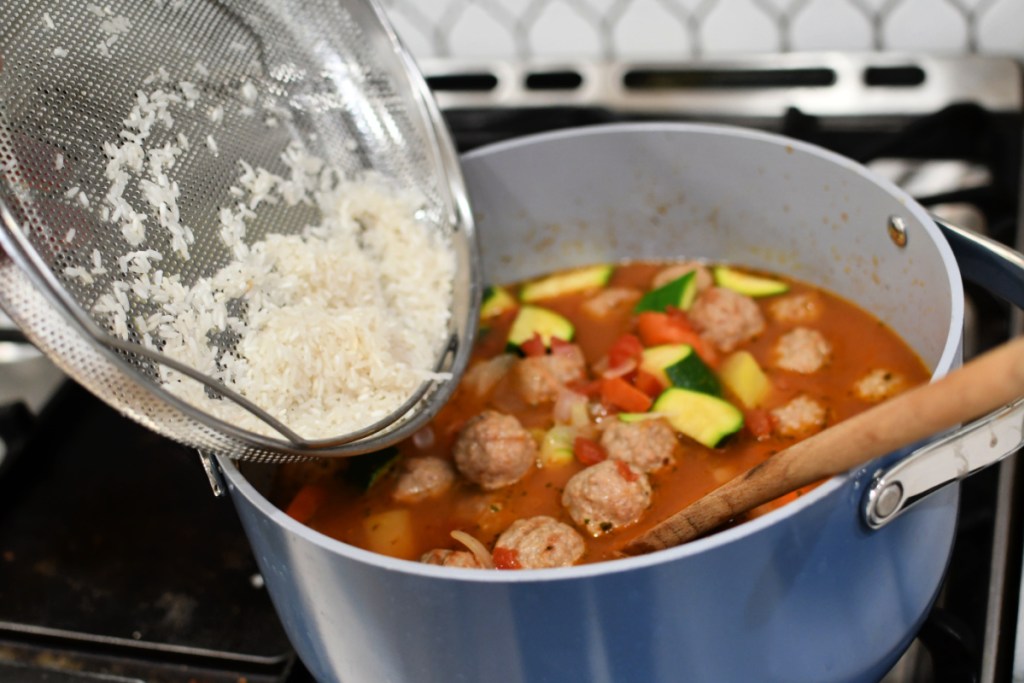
[272, 261, 930, 565]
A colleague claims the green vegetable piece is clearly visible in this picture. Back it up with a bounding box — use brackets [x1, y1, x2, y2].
[539, 425, 575, 467]
[344, 447, 400, 491]
[652, 388, 744, 448]
[480, 285, 518, 319]
[665, 351, 721, 396]
[520, 264, 614, 302]
[713, 266, 789, 297]
[507, 305, 575, 351]
[634, 271, 698, 313]
[618, 413, 662, 424]
[640, 343, 693, 386]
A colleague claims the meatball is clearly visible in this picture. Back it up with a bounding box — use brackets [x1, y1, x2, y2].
[769, 292, 823, 324]
[513, 344, 587, 405]
[688, 287, 765, 352]
[599, 418, 677, 472]
[771, 394, 827, 438]
[562, 459, 652, 536]
[392, 457, 455, 504]
[421, 549, 484, 569]
[494, 516, 586, 569]
[854, 368, 906, 402]
[774, 327, 831, 374]
[651, 261, 714, 292]
[453, 410, 537, 490]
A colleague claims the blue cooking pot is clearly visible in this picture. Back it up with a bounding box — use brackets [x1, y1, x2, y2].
[217, 123, 1021, 683]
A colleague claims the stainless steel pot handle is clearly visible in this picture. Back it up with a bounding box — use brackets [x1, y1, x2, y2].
[863, 217, 1024, 529]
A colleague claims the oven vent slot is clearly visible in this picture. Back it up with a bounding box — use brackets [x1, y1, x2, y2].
[864, 65, 926, 87]
[623, 67, 836, 90]
[426, 73, 498, 92]
[525, 70, 584, 91]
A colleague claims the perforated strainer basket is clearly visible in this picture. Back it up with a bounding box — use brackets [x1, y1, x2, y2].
[0, 0, 479, 462]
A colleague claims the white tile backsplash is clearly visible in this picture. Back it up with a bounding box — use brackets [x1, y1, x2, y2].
[383, 0, 1024, 60]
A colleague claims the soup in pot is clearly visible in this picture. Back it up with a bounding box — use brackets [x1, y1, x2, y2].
[272, 260, 929, 568]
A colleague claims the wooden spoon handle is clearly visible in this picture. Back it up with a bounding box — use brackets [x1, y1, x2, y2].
[623, 335, 1024, 555]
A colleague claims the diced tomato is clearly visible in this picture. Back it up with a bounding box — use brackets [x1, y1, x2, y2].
[520, 332, 547, 357]
[493, 546, 522, 570]
[600, 376, 653, 413]
[636, 310, 718, 367]
[285, 484, 329, 525]
[615, 460, 639, 483]
[633, 369, 665, 398]
[608, 333, 644, 369]
[574, 436, 608, 465]
[745, 408, 773, 440]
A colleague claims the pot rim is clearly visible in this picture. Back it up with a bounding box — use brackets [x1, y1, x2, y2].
[220, 121, 964, 583]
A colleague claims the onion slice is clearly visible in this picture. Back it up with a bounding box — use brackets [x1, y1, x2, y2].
[463, 354, 516, 398]
[450, 530, 495, 569]
[553, 387, 587, 425]
[601, 358, 637, 379]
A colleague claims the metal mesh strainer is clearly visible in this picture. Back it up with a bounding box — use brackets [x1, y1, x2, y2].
[0, 0, 479, 463]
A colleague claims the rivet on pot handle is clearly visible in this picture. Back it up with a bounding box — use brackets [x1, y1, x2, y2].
[864, 215, 1024, 529]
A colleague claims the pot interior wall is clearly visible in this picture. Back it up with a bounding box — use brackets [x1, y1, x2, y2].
[462, 123, 961, 371]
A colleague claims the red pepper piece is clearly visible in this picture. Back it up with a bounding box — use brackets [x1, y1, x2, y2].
[600, 376, 653, 413]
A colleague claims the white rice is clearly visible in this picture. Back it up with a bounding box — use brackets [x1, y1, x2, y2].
[155, 168, 455, 439]
[84, 58, 455, 441]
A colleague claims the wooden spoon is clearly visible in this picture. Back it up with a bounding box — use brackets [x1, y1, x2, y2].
[622, 335, 1024, 555]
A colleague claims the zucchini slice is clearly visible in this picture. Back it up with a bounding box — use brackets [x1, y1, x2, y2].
[539, 425, 575, 466]
[666, 351, 721, 396]
[520, 264, 614, 302]
[344, 447, 400, 491]
[652, 388, 744, 448]
[507, 305, 575, 351]
[640, 343, 720, 395]
[480, 285, 518, 319]
[713, 266, 789, 297]
[719, 350, 771, 408]
[617, 412, 664, 424]
[634, 271, 698, 313]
